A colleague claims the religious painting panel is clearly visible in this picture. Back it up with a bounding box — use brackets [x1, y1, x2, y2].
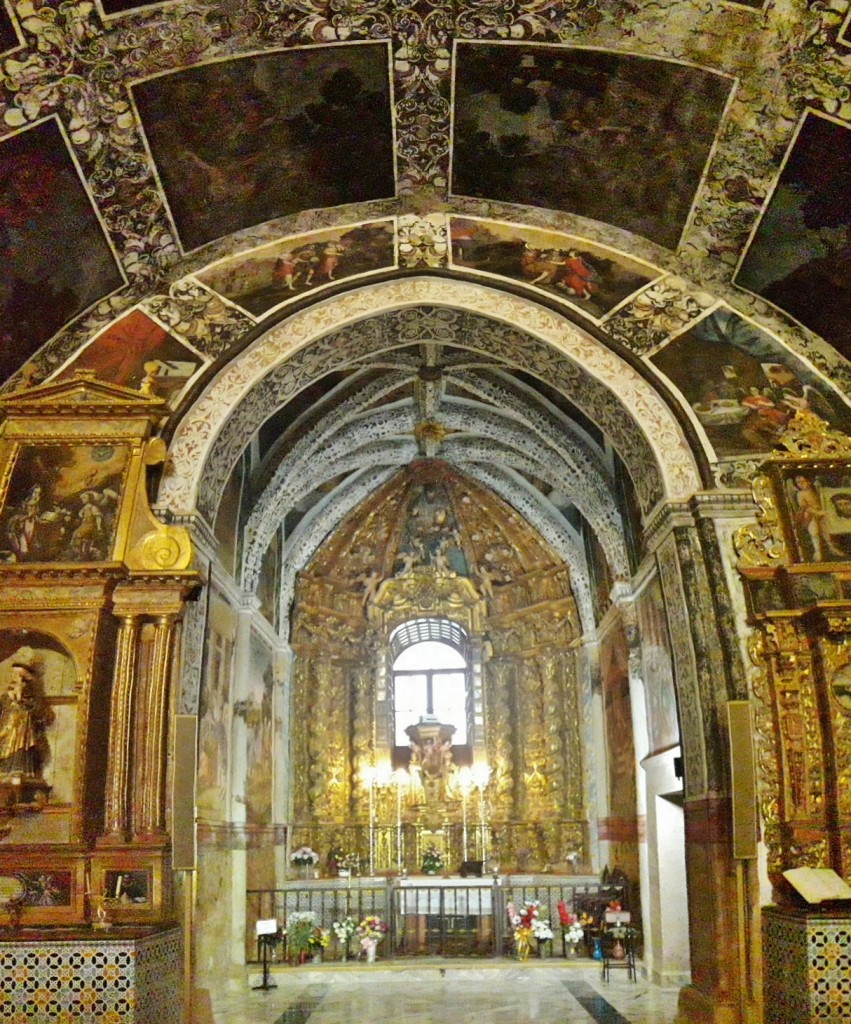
[213, 452, 247, 579]
[256, 529, 281, 631]
[0, 1, 21, 53]
[57, 309, 204, 410]
[131, 44, 396, 251]
[0, 119, 124, 380]
[0, 443, 129, 564]
[636, 575, 680, 755]
[0, 634, 77, 846]
[583, 523, 612, 623]
[599, 622, 637, 823]
[735, 111, 851, 360]
[245, 635, 274, 826]
[196, 592, 235, 818]
[451, 43, 733, 249]
[778, 467, 851, 565]
[196, 220, 397, 318]
[650, 306, 851, 458]
[448, 217, 658, 321]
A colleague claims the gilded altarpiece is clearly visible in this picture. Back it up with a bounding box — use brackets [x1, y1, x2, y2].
[289, 561, 587, 871]
[0, 374, 198, 927]
[736, 411, 851, 882]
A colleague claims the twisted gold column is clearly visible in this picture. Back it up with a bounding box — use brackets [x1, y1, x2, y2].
[134, 614, 176, 839]
[100, 613, 139, 843]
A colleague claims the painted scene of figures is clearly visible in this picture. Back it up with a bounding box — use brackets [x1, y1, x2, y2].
[197, 221, 396, 318]
[650, 307, 851, 458]
[636, 576, 679, 755]
[58, 309, 203, 409]
[783, 470, 851, 565]
[131, 45, 395, 250]
[451, 44, 733, 249]
[0, 443, 129, 563]
[735, 111, 851, 361]
[0, 120, 124, 382]
[449, 218, 657, 321]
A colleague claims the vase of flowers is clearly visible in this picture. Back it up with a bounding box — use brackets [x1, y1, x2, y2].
[338, 852, 360, 878]
[508, 900, 552, 962]
[557, 900, 585, 957]
[356, 915, 388, 962]
[421, 844, 444, 875]
[308, 925, 329, 965]
[290, 846, 319, 880]
[532, 915, 554, 958]
[286, 910, 318, 964]
[332, 916, 357, 961]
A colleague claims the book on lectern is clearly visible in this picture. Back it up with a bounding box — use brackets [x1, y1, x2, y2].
[782, 867, 851, 903]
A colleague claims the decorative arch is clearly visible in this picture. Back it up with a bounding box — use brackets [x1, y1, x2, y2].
[157, 278, 702, 520]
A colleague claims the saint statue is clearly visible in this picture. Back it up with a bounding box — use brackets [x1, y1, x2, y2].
[0, 648, 54, 780]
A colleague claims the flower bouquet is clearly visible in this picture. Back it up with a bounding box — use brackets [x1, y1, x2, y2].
[286, 910, 318, 962]
[339, 851, 360, 876]
[557, 900, 585, 955]
[421, 844, 444, 875]
[507, 900, 552, 960]
[356, 915, 388, 962]
[307, 926, 330, 962]
[290, 846, 319, 878]
[332, 916, 357, 961]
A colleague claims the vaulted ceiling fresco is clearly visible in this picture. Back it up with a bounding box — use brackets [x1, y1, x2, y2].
[0, 0, 850, 621]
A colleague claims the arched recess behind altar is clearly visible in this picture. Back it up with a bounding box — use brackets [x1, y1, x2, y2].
[288, 461, 587, 873]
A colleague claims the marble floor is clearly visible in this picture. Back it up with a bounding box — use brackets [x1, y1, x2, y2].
[200, 960, 681, 1024]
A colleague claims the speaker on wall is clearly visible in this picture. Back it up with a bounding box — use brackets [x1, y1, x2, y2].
[172, 714, 197, 871]
[727, 700, 758, 860]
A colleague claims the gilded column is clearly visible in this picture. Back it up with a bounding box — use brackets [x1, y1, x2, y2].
[351, 659, 375, 822]
[484, 657, 514, 821]
[100, 612, 140, 843]
[539, 650, 566, 819]
[134, 613, 176, 839]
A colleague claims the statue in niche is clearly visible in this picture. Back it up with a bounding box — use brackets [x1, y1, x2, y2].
[0, 647, 54, 783]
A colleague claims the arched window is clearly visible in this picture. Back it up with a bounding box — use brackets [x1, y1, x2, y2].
[390, 619, 470, 746]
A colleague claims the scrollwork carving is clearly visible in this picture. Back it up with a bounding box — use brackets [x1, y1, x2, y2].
[734, 475, 787, 569]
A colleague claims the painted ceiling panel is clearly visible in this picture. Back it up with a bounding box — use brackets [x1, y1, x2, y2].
[131, 43, 396, 251]
[0, 3, 19, 53]
[0, 119, 125, 382]
[451, 43, 734, 249]
[735, 111, 851, 360]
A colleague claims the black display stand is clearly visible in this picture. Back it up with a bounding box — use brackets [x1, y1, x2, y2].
[252, 933, 280, 991]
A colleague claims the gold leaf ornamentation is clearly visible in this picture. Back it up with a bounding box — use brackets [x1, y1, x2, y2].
[734, 474, 787, 568]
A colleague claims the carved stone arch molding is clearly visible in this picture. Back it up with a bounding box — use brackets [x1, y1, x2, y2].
[157, 278, 702, 523]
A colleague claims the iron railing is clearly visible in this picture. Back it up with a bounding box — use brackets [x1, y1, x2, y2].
[246, 876, 625, 963]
